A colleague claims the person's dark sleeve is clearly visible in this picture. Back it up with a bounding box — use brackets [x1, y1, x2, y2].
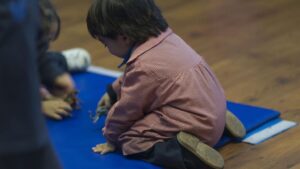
[38, 50, 68, 87]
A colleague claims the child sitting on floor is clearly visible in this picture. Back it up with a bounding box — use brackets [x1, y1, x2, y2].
[38, 0, 91, 120]
[40, 48, 91, 120]
[87, 0, 245, 168]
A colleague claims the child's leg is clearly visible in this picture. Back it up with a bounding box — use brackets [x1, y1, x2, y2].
[127, 138, 187, 169]
[127, 135, 215, 169]
[177, 132, 224, 169]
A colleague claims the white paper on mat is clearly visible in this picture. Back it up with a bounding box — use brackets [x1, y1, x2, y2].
[243, 120, 297, 144]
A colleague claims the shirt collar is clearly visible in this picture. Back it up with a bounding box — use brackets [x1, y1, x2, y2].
[118, 28, 173, 68]
[118, 44, 135, 68]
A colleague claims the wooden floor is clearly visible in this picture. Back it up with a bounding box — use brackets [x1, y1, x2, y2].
[52, 0, 300, 168]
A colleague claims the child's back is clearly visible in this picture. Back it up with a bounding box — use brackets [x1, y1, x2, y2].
[117, 28, 226, 155]
[87, 0, 238, 168]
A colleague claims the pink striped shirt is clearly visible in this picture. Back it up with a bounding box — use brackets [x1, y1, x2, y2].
[103, 28, 226, 155]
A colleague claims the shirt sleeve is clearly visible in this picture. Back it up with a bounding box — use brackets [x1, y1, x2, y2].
[103, 66, 159, 145]
[38, 51, 68, 88]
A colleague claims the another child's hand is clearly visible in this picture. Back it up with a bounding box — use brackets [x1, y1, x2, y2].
[92, 142, 115, 155]
[40, 86, 53, 100]
[52, 73, 75, 98]
[96, 92, 111, 112]
[42, 99, 72, 120]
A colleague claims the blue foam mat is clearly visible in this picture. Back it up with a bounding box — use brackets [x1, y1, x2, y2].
[47, 72, 280, 169]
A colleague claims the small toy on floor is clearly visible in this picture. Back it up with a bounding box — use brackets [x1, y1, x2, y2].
[89, 107, 108, 123]
[64, 90, 81, 110]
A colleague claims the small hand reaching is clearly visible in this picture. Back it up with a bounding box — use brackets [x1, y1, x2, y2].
[42, 98, 72, 120]
[96, 92, 111, 112]
[91, 93, 111, 123]
[92, 142, 116, 155]
[51, 73, 75, 98]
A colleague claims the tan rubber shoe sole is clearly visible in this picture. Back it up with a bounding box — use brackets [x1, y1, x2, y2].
[226, 110, 246, 138]
[177, 132, 224, 169]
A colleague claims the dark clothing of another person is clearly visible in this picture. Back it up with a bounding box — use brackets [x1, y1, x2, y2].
[0, 0, 61, 168]
[39, 51, 68, 88]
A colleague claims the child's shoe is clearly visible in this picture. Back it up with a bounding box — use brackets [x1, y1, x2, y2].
[177, 132, 224, 169]
[225, 110, 246, 138]
[62, 48, 91, 72]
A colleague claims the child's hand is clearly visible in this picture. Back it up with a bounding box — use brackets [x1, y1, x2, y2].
[96, 92, 111, 113]
[92, 142, 115, 155]
[52, 73, 75, 98]
[40, 86, 53, 100]
[42, 99, 72, 120]
[102, 127, 106, 133]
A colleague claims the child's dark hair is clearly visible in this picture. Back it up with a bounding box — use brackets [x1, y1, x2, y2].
[86, 0, 168, 44]
[39, 0, 60, 41]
